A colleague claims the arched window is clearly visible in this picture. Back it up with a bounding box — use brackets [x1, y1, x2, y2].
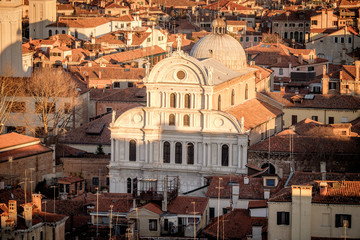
[163, 141, 170, 163]
[245, 84, 249, 100]
[55, 30, 59, 35]
[127, 178, 132, 193]
[221, 145, 229, 166]
[133, 178, 137, 195]
[187, 143, 194, 164]
[62, 30, 66, 34]
[169, 114, 175, 126]
[184, 115, 190, 126]
[261, 163, 276, 174]
[49, 30, 52, 36]
[175, 142, 182, 164]
[218, 95, 221, 110]
[170, 93, 176, 108]
[184, 94, 191, 108]
[129, 140, 136, 161]
[231, 89, 235, 106]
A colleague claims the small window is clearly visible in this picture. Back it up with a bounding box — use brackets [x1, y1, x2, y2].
[222, 208, 228, 215]
[128, 82, 134, 88]
[291, 115, 297, 125]
[335, 214, 351, 228]
[311, 20, 318, 25]
[240, 37, 243, 42]
[113, 82, 121, 88]
[266, 179, 275, 186]
[231, 89, 235, 105]
[340, 37, 345, 43]
[92, 177, 99, 186]
[129, 140, 136, 161]
[279, 68, 283, 75]
[328, 117, 334, 124]
[149, 219, 157, 231]
[254, 37, 257, 42]
[311, 116, 318, 121]
[245, 36, 249, 42]
[221, 145, 229, 166]
[277, 212, 290, 225]
[170, 93, 176, 108]
[184, 94, 191, 108]
[106, 107, 113, 113]
[169, 114, 175, 126]
[348, 37, 352, 43]
[245, 84, 249, 100]
[183, 115, 190, 126]
[175, 142, 182, 164]
[308, 66, 314, 71]
[147, 38, 151, 42]
[187, 143, 194, 164]
[218, 95, 221, 110]
[127, 178, 131, 193]
[163, 141, 170, 163]
[209, 207, 215, 219]
[334, 37, 338, 43]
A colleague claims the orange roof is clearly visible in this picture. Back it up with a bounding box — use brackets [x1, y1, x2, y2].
[0, 133, 40, 151]
[226, 99, 283, 130]
[140, 202, 162, 214]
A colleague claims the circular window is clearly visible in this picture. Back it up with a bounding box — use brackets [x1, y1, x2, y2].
[176, 70, 186, 80]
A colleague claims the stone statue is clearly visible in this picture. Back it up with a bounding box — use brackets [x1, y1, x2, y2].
[176, 34, 182, 52]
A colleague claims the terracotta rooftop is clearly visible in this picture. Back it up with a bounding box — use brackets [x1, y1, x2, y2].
[138, 202, 162, 215]
[58, 176, 84, 184]
[248, 200, 267, 208]
[59, 104, 140, 145]
[206, 175, 283, 200]
[202, 209, 266, 239]
[96, 46, 166, 64]
[167, 196, 208, 215]
[0, 144, 52, 163]
[263, 92, 360, 109]
[0, 132, 40, 151]
[226, 98, 283, 130]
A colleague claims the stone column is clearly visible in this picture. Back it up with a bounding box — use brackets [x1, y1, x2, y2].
[217, 143, 221, 166]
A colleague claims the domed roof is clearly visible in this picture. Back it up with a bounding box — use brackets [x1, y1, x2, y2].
[190, 18, 247, 72]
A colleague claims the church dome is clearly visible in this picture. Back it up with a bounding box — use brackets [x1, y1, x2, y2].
[190, 17, 247, 72]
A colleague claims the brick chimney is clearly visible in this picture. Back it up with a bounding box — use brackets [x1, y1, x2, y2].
[98, 71, 102, 79]
[355, 61, 360, 95]
[322, 67, 329, 95]
[280, 86, 286, 93]
[319, 181, 328, 196]
[32, 193, 42, 212]
[8, 200, 17, 225]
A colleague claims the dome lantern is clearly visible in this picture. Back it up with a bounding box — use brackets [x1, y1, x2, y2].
[212, 17, 226, 34]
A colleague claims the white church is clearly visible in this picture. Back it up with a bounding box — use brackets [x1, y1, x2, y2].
[109, 18, 258, 194]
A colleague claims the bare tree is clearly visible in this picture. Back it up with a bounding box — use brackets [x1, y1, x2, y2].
[25, 68, 79, 144]
[0, 76, 23, 133]
[261, 33, 284, 44]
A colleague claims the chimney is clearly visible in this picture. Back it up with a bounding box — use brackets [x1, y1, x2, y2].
[355, 60, 360, 81]
[231, 183, 239, 209]
[88, 62, 92, 67]
[322, 76, 329, 95]
[277, 56, 281, 63]
[162, 177, 168, 212]
[32, 193, 42, 212]
[291, 186, 312, 240]
[280, 86, 286, 93]
[264, 189, 270, 199]
[250, 61, 255, 66]
[98, 71, 102, 79]
[244, 177, 249, 184]
[8, 200, 17, 224]
[91, 36, 95, 44]
[298, 54, 303, 64]
[339, 70, 343, 80]
[23, 203, 33, 228]
[319, 181, 328, 196]
[320, 161, 326, 180]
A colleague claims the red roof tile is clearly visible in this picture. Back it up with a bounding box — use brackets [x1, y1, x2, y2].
[248, 200, 267, 208]
[0, 144, 52, 163]
[0, 132, 40, 150]
[202, 209, 259, 239]
[167, 196, 208, 215]
[139, 202, 162, 214]
[226, 99, 283, 130]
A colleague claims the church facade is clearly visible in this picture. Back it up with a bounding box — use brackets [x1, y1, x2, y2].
[109, 18, 257, 193]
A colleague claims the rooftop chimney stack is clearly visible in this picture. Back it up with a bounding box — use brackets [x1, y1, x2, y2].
[319, 181, 328, 196]
[23, 203, 33, 228]
[231, 182, 239, 209]
[356, 61, 360, 81]
[32, 193, 42, 212]
[8, 200, 17, 225]
[320, 161, 326, 181]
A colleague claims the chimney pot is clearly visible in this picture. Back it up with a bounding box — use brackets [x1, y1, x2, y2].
[355, 60, 360, 81]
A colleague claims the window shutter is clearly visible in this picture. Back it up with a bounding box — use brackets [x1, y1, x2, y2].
[277, 212, 281, 225]
[285, 212, 290, 225]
